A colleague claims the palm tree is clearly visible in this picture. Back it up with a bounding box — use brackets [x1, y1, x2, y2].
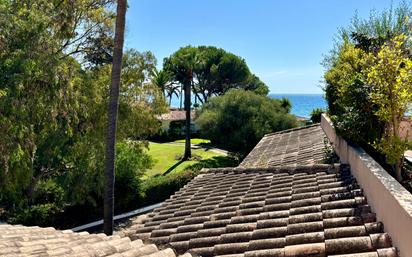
[165, 83, 180, 106]
[152, 69, 172, 98]
[179, 84, 183, 109]
[104, 0, 127, 236]
[181, 51, 198, 160]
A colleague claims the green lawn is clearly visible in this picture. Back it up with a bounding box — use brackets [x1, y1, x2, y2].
[174, 138, 211, 144]
[145, 141, 224, 177]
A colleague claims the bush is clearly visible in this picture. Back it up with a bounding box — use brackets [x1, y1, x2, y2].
[33, 180, 65, 206]
[114, 140, 154, 212]
[197, 89, 297, 158]
[139, 155, 238, 206]
[11, 203, 62, 227]
[310, 108, 324, 123]
[323, 2, 412, 181]
[141, 171, 196, 205]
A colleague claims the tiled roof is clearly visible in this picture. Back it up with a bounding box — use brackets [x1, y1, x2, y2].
[0, 223, 179, 257]
[130, 164, 397, 257]
[240, 124, 326, 168]
[157, 109, 197, 121]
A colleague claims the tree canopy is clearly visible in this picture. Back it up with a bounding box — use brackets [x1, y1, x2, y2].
[197, 89, 296, 158]
[163, 46, 269, 104]
[323, 2, 412, 181]
[0, 0, 166, 227]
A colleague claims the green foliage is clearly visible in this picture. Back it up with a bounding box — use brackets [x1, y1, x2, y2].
[197, 89, 297, 158]
[280, 98, 292, 113]
[114, 140, 154, 212]
[163, 46, 269, 103]
[310, 108, 325, 123]
[11, 203, 62, 227]
[366, 35, 412, 180]
[141, 171, 195, 205]
[166, 120, 199, 140]
[0, 1, 166, 227]
[140, 155, 237, 206]
[33, 180, 65, 207]
[324, 31, 385, 146]
[323, 2, 412, 181]
[321, 137, 340, 164]
[182, 156, 239, 172]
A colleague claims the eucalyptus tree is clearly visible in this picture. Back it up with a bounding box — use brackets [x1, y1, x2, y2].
[0, 0, 116, 202]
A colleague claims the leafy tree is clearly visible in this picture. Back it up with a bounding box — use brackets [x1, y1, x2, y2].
[323, 2, 412, 181]
[244, 74, 270, 96]
[310, 108, 324, 123]
[197, 89, 297, 158]
[0, 0, 115, 203]
[164, 46, 268, 104]
[104, 0, 127, 235]
[114, 140, 153, 212]
[324, 37, 385, 146]
[366, 35, 412, 181]
[0, 0, 165, 228]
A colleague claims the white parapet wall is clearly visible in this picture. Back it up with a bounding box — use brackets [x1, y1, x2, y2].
[321, 114, 412, 257]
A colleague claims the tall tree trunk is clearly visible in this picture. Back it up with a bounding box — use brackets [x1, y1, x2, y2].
[179, 84, 183, 109]
[104, 0, 127, 236]
[184, 80, 191, 160]
[392, 112, 402, 181]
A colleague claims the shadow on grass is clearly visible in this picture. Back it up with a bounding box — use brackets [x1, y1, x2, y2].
[162, 159, 185, 176]
[183, 156, 238, 172]
[161, 156, 238, 177]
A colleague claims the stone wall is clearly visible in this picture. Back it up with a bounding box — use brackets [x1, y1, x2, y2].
[400, 117, 412, 141]
[321, 114, 412, 257]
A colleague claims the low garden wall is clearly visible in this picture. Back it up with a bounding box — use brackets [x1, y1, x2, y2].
[321, 114, 412, 256]
[400, 117, 412, 141]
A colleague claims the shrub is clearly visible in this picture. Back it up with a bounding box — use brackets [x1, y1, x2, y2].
[11, 203, 62, 227]
[8, 180, 65, 227]
[310, 108, 324, 123]
[114, 140, 154, 212]
[141, 171, 196, 205]
[33, 180, 65, 206]
[197, 89, 297, 158]
[323, 2, 412, 181]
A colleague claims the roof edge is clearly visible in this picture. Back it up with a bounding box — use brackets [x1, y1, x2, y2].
[263, 123, 321, 137]
[200, 163, 344, 175]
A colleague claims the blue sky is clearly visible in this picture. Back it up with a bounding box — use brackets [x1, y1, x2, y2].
[125, 0, 405, 94]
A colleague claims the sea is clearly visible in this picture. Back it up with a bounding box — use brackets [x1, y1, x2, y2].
[169, 93, 327, 119]
[269, 94, 327, 119]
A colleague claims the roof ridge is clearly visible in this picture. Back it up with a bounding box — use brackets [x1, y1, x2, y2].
[263, 123, 321, 137]
[200, 163, 344, 175]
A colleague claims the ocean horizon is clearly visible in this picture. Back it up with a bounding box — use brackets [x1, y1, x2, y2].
[269, 93, 327, 118]
[169, 93, 327, 119]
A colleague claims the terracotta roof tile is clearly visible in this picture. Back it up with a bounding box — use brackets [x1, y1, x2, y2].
[240, 124, 328, 168]
[126, 164, 397, 257]
[0, 223, 188, 257]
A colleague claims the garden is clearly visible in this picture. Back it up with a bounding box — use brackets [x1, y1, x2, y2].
[323, 3, 412, 190]
[0, 0, 297, 229]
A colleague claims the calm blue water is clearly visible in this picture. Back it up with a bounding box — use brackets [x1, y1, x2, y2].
[169, 93, 327, 119]
[269, 94, 327, 118]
